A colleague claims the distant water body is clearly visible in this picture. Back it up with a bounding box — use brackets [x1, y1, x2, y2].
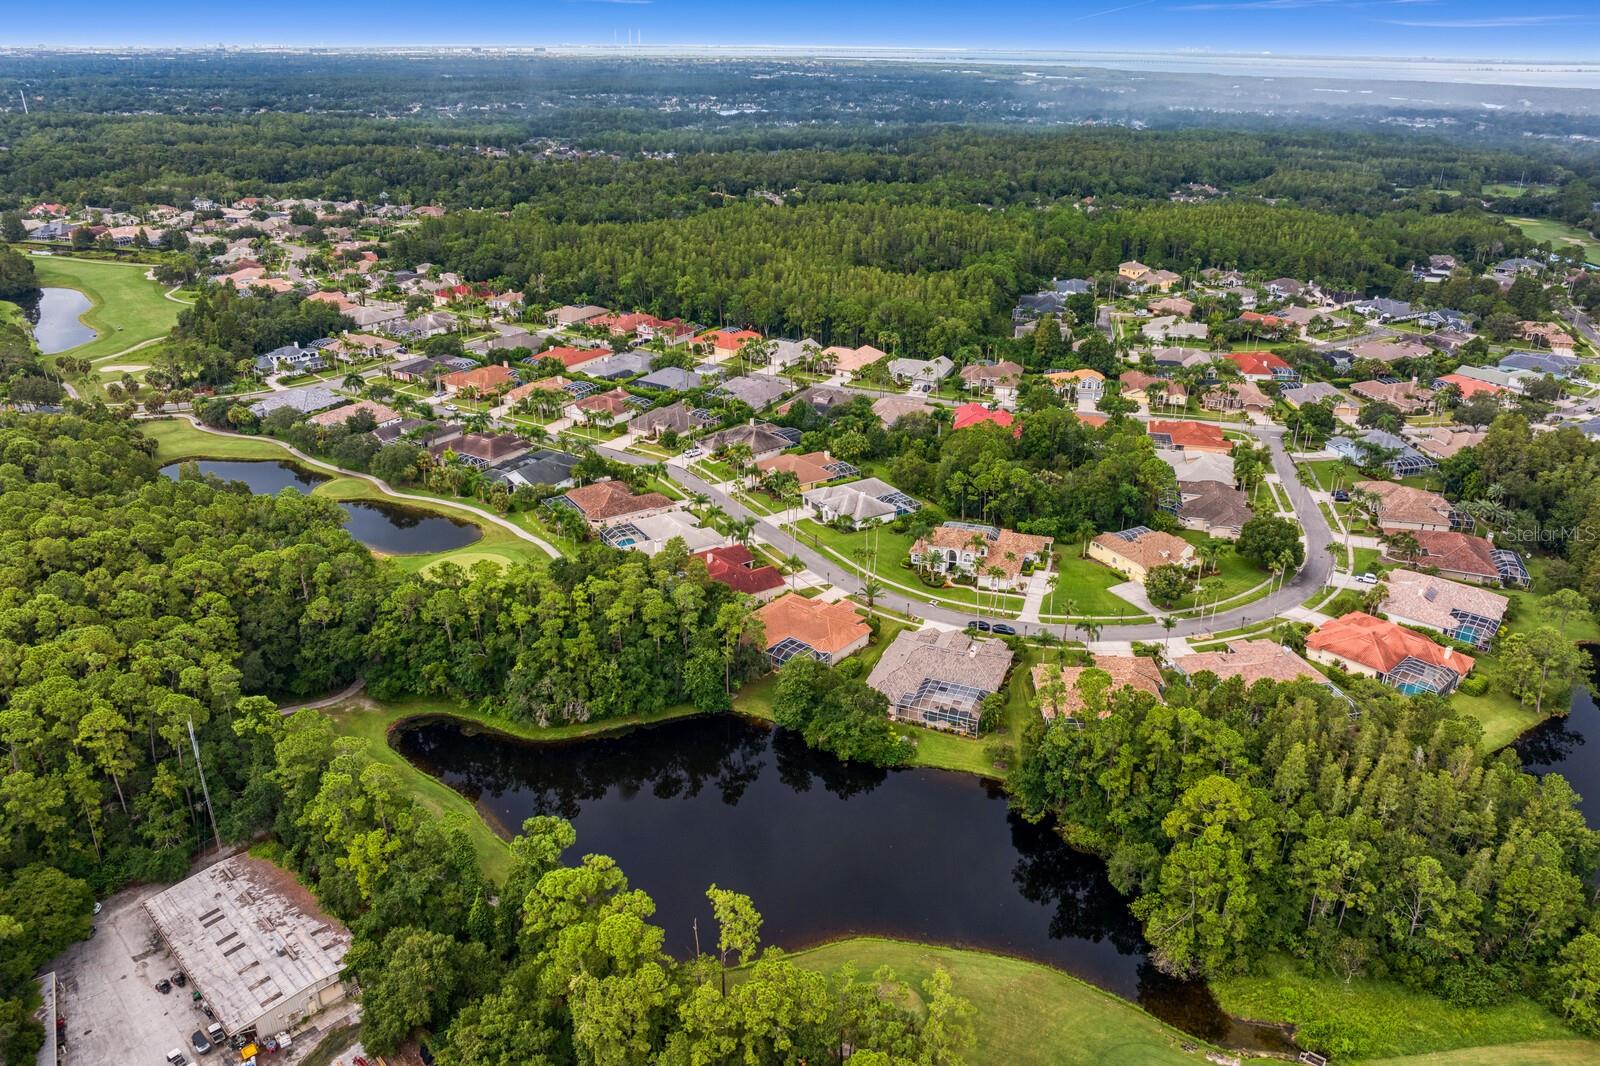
[555, 46, 1600, 90]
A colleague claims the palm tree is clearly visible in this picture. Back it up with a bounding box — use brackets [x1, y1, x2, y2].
[861, 573, 885, 614]
[342, 372, 365, 392]
[1081, 619, 1102, 650]
[1160, 616, 1177, 655]
[784, 554, 806, 590]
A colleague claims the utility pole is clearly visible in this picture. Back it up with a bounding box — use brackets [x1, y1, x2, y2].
[18, 90, 27, 115]
[188, 718, 224, 854]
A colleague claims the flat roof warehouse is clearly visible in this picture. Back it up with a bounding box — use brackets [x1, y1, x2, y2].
[142, 856, 351, 1038]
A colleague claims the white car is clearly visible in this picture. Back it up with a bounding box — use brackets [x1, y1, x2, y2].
[1357, 572, 1378, 584]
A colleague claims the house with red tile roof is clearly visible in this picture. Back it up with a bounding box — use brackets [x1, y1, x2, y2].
[538, 345, 610, 371]
[561, 480, 675, 526]
[1147, 420, 1232, 454]
[308, 400, 401, 428]
[1307, 612, 1474, 695]
[754, 593, 871, 666]
[696, 328, 763, 359]
[1436, 373, 1504, 399]
[1222, 349, 1295, 382]
[695, 545, 787, 601]
[439, 363, 517, 398]
[1395, 530, 1520, 585]
[952, 403, 1016, 433]
[565, 387, 635, 425]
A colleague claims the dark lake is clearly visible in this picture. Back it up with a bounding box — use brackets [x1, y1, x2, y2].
[393, 714, 1295, 1051]
[1515, 648, 1599, 827]
[21, 286, 97, 354]
[160, 459, 480, 555]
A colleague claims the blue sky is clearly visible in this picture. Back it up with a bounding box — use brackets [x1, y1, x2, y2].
[4, 0, 1597, 59]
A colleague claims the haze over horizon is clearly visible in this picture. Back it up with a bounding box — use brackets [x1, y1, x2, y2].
[4, 0, 1598, 62]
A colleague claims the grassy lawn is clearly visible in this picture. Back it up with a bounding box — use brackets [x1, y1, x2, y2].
[1212, 956, 1588, 1064]
[1507, 216, 1600, 261]
[792, 518, 1026, 614]
[1302, 458, 1364, 493]
[33, 254, 180, 362]
[1363, 1041, 1600, 1065]
[1042, 550, 1146, 619]
[143, 418, 291, 462]
[791, 938, 1216, 1066]
[1176, 531, 1272, 610]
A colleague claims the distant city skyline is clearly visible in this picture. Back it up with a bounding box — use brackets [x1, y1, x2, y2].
[4, 1, 1599, 61]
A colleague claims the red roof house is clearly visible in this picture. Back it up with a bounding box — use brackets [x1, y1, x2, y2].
[952, 403, 1017, 433]
[695, 545, 787, 600]
[1147, 419, 1232, 454]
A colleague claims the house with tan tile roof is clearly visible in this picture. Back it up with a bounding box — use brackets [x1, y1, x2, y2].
[871, 394, 935, 427]
[1354, 480, 1456, 532]
[822, 343, 889, 374]
[868, 628, 1014, 736]
[565, 387, 636, 425]
[910, 523, 1053, 591]
[756, 450, 853, 490]
[1397, 530, 1524, 586]
[1172, 639, 1324, 686]
[1379, 570, 1508, 649]
[1307, 612, 1474, 695]
[308, 400, 401, 428]
[1032, 656, 1163, 720]
[754, 593, 871, 666]
[1088, 527, 1197, 583]
[1350, 379, 1433, 414]
[560, 480, 675, 527]
[439, 363, 516, 398]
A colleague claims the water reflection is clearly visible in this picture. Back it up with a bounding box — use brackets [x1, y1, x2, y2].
[393, 714, 1295, 1051]
[1515, 647, 1598, 827]
[160, 460, 479, 555]
[22, 287, 98, 354]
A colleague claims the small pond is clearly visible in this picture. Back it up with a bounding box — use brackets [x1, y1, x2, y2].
[21, 287, 97, 354]
[1515, 647, 1599, 827]
[160, 459, 480, 555]
[393, 714, 1296, 1052]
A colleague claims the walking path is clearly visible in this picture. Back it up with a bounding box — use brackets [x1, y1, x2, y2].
[276, 678, 366, 715]
[148, 415, 562, 559]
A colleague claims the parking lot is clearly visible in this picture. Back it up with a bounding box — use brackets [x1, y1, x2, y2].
[49, 880, 363, 1066]
[52, 885, 219, 1065]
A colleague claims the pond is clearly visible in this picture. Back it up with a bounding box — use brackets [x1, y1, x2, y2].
[20, 287, 98, 354]
[160, 460, 481, 555]
[1515, 647, 1599, 827]
[393, 714, 1297, 1053]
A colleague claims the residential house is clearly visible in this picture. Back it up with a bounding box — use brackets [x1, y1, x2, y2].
[1348, 339, 1430, 364]
[1173, 481, 1253, 539]
[1519, 321, 1574, 350]
[1032, 656, 1163, 721]
[952, 403, 1016, 433]
[540, 345, 613, 372]
[1435, 373, 1505, 400]
[887, 356, 956, 387]
[1307, 612, 1475, 695]
[1265, 278, 1308, 299]
[1412, 427, 1486, 461]
[566, 387, 637, 426]
[1088, 527, 1198, 583]
[544, 304, 610, 327]
[491, 449, 581, 491]
[1147, 420, 1232, 454]
[1238, 311, 1288, 331]
[696, 328, 764, 361]
[334, 333, 404, 361]
[500, 376, 573, 410]
[1042, 368, 1105, 409]
[1158, 448, 1235, 486]
[248, 386, 343, 418]
[439, 364, 517, 399]
[571, 350, 655, 381]
[1451, 364, 1537, 395]
[1203, 381, 1273, 414]
[1349, 379, 1434, 414]
[803, 477, 920, 529]
[1150, 296, 1196, 318]
[1173, 639, 1325, 686]
[1353, 297, 1413, 322]
[909, 523, 1053, 591]
[635, 366, 703, 392]
[959, 361, 1024, 406]
[308, 400, 402, 429]
[702, 422, 793, 461]
[1054, 277, 1094, 294]
[1118, 260, 1153, 284]
[628, 400, 708, 439]
[1500, 351, 1577, 377]
[766, 338, 822, 370]
[1492, 258, 1542, 284]
[636, 318, 699, 346]
[1280, 305, 1337, 333]
[1223, 349, 1297, 384]
[1015, 291, 1067, 321]
[821, 343, 889, 375]
[756, 451, 855, 490]
[486, 292, 525, 314]
[1141, 269, 1182, 292]
[1280, 382, 1359, 422]
[472, 331, 540, 356]
[1353, 479, 1455, 530]
[867, 629, 1015, 736]
[1142, 316, 1208, 343]
[1400, 531, 1528, 587]
[440, 432, 531, 468]
[871, 395, 935, 427]
[560, 480, 676, 527]
[1380, 570, 1508, 650]
[779, 385, 855, 418]
[753, 593, 872, 666]
[716, 375, 792, 410]
[1426, 329, 1477, 355]
[694, 544, 787, 601]
[1329, 431, 1436, 477]
[388, 356, 445, 384]
[600, 511, 723, 556]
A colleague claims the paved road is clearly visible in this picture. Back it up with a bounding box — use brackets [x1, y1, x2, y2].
[600, 419, 1336, 640]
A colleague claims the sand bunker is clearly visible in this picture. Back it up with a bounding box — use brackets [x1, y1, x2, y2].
[99, 364, 149, 373]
